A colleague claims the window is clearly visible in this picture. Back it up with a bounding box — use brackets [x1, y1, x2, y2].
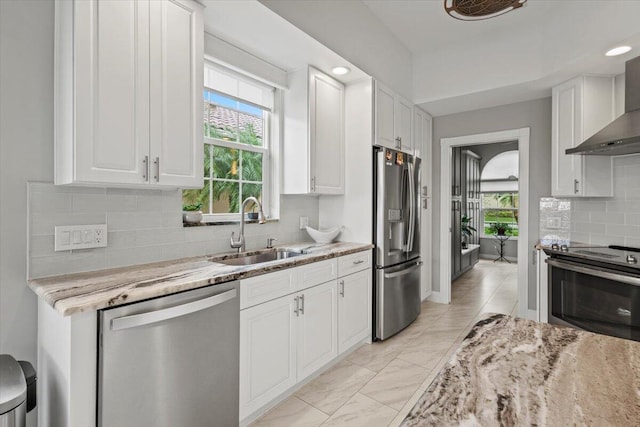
[480, 150, 519, 237]
[482, 193, 519, 236]
[183, 63, 275, 221]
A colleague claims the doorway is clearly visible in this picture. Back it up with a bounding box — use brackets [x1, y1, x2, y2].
[438, 128, 530, 319]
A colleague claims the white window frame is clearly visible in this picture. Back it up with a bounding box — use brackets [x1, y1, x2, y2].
[202, 91, 271, 223]
[195, 62, 278, 223]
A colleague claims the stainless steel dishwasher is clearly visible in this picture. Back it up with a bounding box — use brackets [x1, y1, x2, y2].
[98, 280, 239, 427]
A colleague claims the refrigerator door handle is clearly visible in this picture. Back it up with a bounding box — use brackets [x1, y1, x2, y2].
[384, 261, 423, 279]
[405, 162, 416, 253]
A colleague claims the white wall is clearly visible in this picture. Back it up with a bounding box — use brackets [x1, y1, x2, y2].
[432, 97, 552, 309]
[28, 184, 317, 279]
[259, 0, 413, 99]
[0, 0, 54, 366]
[318, 79, 373, 243]
[569, 154, 640, 247]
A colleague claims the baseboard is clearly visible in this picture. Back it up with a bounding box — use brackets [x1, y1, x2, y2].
[427, 291, 448, 304]
[479, 253, 517, 262]
[527, 309, 538, 322]
[421, 289, 433, 302]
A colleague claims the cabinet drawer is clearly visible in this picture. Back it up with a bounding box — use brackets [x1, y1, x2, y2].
[338, 251, 371, 277]
[298, 259, 337, 291]
[240, 269, 298, 310]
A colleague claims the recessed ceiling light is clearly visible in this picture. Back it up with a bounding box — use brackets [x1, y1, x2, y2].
[606, 46, 632, 57]
[331, 66, 350, 76]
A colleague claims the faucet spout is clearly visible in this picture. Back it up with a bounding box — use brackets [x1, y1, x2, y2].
[230, 196, 266, 253]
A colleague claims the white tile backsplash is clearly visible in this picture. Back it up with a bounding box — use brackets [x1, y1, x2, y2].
[28, 183, 318, 278]
[543, 154, 640, 246]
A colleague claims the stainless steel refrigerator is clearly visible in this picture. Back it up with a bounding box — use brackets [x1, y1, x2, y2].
[373, 147, 422, 341]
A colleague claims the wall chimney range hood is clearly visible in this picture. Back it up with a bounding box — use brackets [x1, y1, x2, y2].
[567, 56, 640, 156]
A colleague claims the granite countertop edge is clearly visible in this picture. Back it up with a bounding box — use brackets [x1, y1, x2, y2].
[28, 242, 373, 317]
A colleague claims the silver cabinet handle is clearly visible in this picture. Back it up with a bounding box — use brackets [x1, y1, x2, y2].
[294, 296, 299, 316]
[111, 289, 237, 331]
[300, 294, 305, 315]
[142, 155, 149, 181]
[353, 260, 364, 265]
[339, 280, 345, 297]
[311, 176, 316, 192]
[574, 179, 579, 194]
[383, 261, 422, 279]
[153, 157, 160, 182]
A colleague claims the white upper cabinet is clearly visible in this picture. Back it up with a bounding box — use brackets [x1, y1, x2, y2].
[55, 0, 203, 188]
[551, 75, 615, 197]
[374, 80, 413, 154]
[283, 66, 345, 195]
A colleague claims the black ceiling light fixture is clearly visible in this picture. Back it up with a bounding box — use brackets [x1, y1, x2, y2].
[444, 0, 527, 21]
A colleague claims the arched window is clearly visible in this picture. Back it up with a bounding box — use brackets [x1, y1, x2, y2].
[481, 150, 519, 237]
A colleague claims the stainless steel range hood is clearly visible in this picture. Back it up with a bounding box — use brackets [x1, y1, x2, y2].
[567, 56, 640, 156]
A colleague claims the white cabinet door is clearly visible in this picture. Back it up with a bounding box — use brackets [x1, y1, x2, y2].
[414, 107, 433, 300]
[396, 95, 413, 154]
[282, 67, 344, 195]
[374, 81, 413, 153]
[296, 281, 338, 381]
[551, 77, 583, 196]
[309, 68, 345, 194]
[71, 0, 150, 185]
[55, 0, 203, 189]
[338, 270, 371, 354]
[375, 82, 397, 150]
[240, 295, 297, 419]
[551, 75, 614, 197]
[149, 0, 203, 188]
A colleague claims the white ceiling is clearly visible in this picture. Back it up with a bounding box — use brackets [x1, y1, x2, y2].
[362, 0, 640, 115]
[201, 1, 369, 85]
[204, 1, 640, 117]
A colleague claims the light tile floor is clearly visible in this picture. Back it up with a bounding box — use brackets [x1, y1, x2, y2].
[251, 259, 518, 427]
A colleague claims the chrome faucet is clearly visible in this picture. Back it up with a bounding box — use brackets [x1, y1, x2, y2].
[230, 197, 266, 253]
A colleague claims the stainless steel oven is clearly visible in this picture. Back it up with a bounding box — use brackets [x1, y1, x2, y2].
[547, 257, 640, 342]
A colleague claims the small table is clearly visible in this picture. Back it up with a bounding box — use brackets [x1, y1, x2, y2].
[493, 235, 510, 263]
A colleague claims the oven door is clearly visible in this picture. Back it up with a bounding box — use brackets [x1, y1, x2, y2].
[547, 258, 640, 342]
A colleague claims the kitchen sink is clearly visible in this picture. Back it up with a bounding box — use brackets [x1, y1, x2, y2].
[213, 249, 304, 266]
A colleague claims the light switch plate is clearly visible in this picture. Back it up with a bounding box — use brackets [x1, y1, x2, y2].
[546, 217, 561, 229]
[299, 216, 309, 230]
[55, 224, 108, 251]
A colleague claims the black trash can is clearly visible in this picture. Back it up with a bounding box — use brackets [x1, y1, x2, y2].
[0, 355, 36, 427]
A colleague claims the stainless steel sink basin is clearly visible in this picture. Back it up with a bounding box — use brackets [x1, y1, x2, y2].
[213, 249, 304, 266]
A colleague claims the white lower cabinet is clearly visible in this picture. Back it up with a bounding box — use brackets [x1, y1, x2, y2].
[239, 252, 372, 422]
[296, 281, 338, 381]
[338, 269, 371, 354]
[239, 295, 297, 419]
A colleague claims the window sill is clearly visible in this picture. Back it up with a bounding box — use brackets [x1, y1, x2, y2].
[480, 235, 518, 241]
[183, 218, 279, 227]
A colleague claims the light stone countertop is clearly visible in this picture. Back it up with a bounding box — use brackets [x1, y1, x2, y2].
[28, 242, 373, 316]
[402, 313, 640, 426]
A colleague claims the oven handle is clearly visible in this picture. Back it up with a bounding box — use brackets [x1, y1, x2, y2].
[546, 258, 640, 287]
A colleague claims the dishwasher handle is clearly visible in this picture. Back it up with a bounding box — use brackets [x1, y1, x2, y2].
[111, 288, 237, 331]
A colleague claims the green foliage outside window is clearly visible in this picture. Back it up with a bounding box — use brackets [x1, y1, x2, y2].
[482, 193, 519, 236]
[183, 123, 264, 215]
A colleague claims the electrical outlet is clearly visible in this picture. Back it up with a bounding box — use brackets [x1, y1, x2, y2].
[546, 217, 561, 229]
[55, 224, 108, 251]
[299, 216, 309, 230]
